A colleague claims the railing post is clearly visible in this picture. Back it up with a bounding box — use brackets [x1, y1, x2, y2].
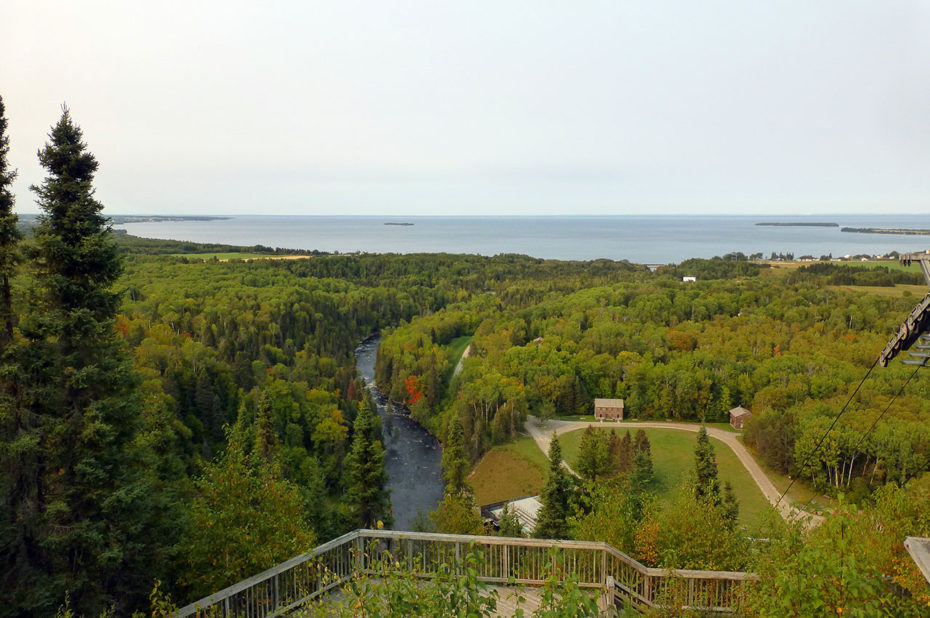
[605, 575, 615, 612]
[601, 548, 607, 586]
[354, 534, 364, 574]
[273, 573, 279, 613]
[502, 544, 509, 581]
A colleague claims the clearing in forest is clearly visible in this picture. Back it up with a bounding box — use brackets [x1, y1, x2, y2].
[558, 427, 771, 525]
[469, 435, 547, 506]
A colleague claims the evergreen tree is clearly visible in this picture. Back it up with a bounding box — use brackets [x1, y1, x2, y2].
[254, 389, 278, 464]
[633, 429, 651, 458]
[441, 414, 470, 495]
[0, 94, 19, 343]
[694, 425, 721, 505]
[618, 430, 634, 474]
[630, 449, 654, 493]
[721, 481, 739, 529]
[1, 106, 168, 614]
[606, 429, 621, 474]
[0, 93, 41, 615]
[344, 400, 392, 528]
[497, 504, 525, 538]
[535, 433, 572, 539]
[576, 425, 609, 482]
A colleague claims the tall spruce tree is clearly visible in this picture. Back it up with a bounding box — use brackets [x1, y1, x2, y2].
[576, 425, 609, 482]
[0, 93, 39, 615]
[2, 107, 164, 615]
[344, 399, 392, 528]
[441, 414, 470, 495]
[0, 95, 19, 342]
[534, 433, 572, 539]
[694, 425, 721, 505]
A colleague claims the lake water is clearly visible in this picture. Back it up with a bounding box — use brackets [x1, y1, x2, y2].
[116, 214, 930, 263]
[355, 337, 445, 531]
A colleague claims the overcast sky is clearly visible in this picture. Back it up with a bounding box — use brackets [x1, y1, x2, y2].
[2, 1, 930, 216]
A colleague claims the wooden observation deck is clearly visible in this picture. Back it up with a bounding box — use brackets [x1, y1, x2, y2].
[175, 529, 757, 616]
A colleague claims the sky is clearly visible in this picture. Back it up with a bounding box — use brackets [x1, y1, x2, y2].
[2, 1, 930, 216]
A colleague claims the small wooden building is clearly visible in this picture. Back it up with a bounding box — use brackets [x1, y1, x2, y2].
[594, 398, 624, 421]
[729, 406, 752, 430]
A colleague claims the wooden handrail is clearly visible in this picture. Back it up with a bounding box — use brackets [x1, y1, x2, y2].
[175, 529, 758, 617]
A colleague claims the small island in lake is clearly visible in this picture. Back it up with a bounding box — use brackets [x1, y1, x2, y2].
[756, 222, 839, 227]
[384, 222, 415, 226]
[841, 227, 930, 235]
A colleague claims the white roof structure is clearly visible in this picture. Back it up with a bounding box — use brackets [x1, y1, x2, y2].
[490, 496, 542, 534]
[729, 406, 752, 417]
[905, 537, 930, 584]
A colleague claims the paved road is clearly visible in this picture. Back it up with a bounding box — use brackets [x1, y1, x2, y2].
[524, 416, 823, 526]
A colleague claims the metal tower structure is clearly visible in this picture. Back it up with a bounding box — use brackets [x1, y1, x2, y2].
[879, 252, 930, 367]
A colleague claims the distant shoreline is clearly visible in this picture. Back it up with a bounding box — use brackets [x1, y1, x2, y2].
[841, 227, 930, 236]
[756, 222, 838, 227]
[110, 215, 231, 224]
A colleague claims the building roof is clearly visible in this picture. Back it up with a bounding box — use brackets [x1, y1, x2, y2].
[489, 496, 543, 533]
[729, 406, 752, 417]
[594, 398, 625, 407]
[905, 537, 930, 584]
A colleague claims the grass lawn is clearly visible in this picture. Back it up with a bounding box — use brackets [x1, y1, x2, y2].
[469, 434, 547, 506]
[765, 259, 922, 273]
[445, 335, 473, 368]
[757, 460, 835, 515]
[559, 427, 771, 526]
[844, 260, 923, 273]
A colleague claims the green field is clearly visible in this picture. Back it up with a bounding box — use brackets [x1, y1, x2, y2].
[559, 427, 771, 525]
[849, 259, 924, 273]
[469, 434, 547, 506]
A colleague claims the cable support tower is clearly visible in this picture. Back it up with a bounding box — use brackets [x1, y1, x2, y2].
[775, 251, 930, 512]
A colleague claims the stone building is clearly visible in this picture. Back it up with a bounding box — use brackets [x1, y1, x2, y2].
[729, 406, 752, 430]
[594, 398, 624, 420]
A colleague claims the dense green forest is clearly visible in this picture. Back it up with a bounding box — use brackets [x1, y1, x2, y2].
[378, 259, 930, 496]
[1, 100, 928, 615]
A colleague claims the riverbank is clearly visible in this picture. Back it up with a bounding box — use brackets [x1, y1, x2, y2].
[355, 337, 445, 530]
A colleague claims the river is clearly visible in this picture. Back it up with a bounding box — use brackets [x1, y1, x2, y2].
[354, 337, 445, 530]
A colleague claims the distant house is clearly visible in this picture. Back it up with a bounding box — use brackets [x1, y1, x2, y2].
[594, 398, 624, 421]
[729, 406, 752, 430]
[682, 276, 697, 282]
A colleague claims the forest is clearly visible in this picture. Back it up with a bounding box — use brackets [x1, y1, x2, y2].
[0, 99, 928, 616]
[377, 258, 930, 496]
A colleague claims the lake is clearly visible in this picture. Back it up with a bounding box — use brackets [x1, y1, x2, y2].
[116, 214, 930, 263]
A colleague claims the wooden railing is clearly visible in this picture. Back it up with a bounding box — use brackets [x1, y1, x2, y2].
[175, 529, 757, 616]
